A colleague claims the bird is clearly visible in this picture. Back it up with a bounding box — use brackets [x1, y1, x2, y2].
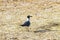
[20, 15, 32, 27]
[20, 15, 32, 32]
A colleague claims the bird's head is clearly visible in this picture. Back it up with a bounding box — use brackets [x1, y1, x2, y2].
[27, 15, 32, 18]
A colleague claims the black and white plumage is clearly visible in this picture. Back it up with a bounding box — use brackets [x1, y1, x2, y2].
[21, 15, 32, 27]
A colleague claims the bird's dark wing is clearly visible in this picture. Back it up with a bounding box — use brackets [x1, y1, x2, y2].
[21, 21, 30, 26]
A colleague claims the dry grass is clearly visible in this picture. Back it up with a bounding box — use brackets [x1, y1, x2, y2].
[0, 0, 60, 40]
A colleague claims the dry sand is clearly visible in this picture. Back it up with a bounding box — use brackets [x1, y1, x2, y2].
[0, 0, 60, 40]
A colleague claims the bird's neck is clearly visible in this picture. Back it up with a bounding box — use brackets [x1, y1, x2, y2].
[26, 18, 30, 21]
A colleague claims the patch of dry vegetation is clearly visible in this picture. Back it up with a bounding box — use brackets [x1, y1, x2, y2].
[0, 0, 60, 40]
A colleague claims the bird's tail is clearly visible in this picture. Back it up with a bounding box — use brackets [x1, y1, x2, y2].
[20, 25, 24, 26]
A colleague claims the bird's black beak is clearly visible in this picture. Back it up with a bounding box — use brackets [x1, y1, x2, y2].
[30, 16, 32, 17]
[27, 15, 32, 18]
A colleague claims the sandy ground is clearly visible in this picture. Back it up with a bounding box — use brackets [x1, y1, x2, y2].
[0, 0, 60, 40]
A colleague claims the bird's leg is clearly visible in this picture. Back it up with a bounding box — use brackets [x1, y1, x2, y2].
[26, 27, 29, 32]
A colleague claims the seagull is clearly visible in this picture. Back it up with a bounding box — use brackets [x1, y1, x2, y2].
[21, 15, 32, 27]
[20, 15, 32, 31]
